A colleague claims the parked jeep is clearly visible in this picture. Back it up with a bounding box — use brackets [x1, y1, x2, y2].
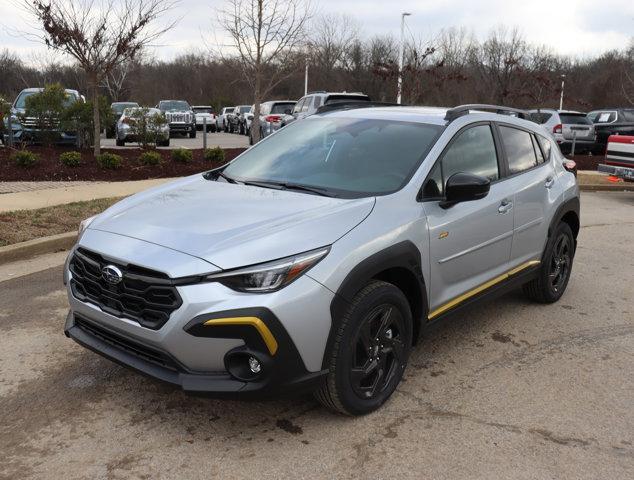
[157, 100, 196, 138]
[2, 87, 83, 145]
[227, 105, 252, 133]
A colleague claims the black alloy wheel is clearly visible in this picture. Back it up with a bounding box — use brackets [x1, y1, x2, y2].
[349, 304, 407, 400]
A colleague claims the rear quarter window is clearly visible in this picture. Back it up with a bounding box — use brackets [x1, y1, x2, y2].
[499, 126, 539, 175]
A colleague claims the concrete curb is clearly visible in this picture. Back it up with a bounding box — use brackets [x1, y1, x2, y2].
[0, 232, 75, 265]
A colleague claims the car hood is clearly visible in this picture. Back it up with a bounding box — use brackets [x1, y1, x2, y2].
[89, 175, 375, 270]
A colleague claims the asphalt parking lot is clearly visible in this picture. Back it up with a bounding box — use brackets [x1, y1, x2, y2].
[100, 131, 249, 150]
[0, 191, 632, 480]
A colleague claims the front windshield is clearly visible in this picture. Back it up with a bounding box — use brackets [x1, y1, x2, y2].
[113, 102, 138, 114]
[238, 105, 251, 113]
[15, 91, 78, 109]
[222, 117, 443, 197]
[160, 101, 190, 111]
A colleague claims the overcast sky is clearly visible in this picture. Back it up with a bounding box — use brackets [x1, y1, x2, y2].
[1, 0, 632, 63]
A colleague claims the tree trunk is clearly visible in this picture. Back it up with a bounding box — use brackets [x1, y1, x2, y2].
[91, 76, 101, 156]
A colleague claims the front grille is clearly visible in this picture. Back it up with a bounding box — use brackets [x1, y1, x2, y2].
[166, 113, 190, 123]
[75, 316, 179, 371]
[69, 248, 182, 330]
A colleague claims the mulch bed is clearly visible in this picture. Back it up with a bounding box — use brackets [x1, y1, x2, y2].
[0, 146, 246, 182]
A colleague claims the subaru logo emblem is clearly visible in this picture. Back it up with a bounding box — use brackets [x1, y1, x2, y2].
[102, 265, 123, 285]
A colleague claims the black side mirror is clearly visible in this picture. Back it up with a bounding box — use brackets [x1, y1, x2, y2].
[284, 108, 292, 115]
[440, 172, 490, 209]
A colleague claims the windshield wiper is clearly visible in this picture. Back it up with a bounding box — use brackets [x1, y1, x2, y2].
[216, 171, 239, 184]
[242, 180, 336, 197]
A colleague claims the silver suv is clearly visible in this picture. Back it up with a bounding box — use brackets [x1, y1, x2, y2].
[529, 109, 596, 154]
[249, 100, 296, 144]
[64, 104, 579, 415]
[287, 91, 370, 124]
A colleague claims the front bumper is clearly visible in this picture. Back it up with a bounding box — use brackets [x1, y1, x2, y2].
[3, 127, 77, 145]
[168, 123, 195, 133]
[64, 233, 334, 396]
[65, 309, 327, 397]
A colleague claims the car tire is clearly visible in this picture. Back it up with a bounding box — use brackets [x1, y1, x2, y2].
[105, 128, 115, 139]
[189, 128, 196, 139]
[523, 222, 575, 303]
[115, 137, 125, 147]
[249, 129, 254, 145]
[314, 280, 412, 416]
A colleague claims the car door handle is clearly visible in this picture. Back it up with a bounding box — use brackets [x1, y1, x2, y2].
[498, 199, 513, 214]
[545, 176, 555, 189]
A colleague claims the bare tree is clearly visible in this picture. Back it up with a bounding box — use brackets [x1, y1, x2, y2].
[20, 0, 177, 155]
[219, 0, 312, 143]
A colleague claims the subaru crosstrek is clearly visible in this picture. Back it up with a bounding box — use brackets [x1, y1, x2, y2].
[64, 104, 580, 415]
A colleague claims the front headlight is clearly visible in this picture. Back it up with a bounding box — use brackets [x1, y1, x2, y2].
[204, 246, 330, 293]
[78, 215, 97, 238]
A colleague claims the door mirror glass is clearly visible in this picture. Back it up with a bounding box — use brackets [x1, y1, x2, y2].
[441, 172, 490, 208]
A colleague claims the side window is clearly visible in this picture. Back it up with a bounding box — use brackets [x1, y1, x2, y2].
[293, 98, 305, 114]
[422, 124, 499, 199]
[301, 97, 311, 112]
[313, 96, 323, 109]
[499, 126, 538, 175]
[536, 134, 552, 162]
[531, 135, 545, 164]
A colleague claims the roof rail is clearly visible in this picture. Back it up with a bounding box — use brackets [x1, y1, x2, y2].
[444, 104, 530, 122]
[316, 101, 402, 115]
[307, 90, 327, 95]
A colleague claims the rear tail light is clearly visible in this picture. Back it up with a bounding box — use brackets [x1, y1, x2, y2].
[265, 115, 281, 123]
[553, 124, 562, 134]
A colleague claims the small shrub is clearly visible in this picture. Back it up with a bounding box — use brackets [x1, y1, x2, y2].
[60, 151, 82, 167]
[96, 152, 123, 169]
[171, 147, 193, 163]
[204, 146, 225, 163]
[139, 150, 162, 166]
[12, 150, 39, 168]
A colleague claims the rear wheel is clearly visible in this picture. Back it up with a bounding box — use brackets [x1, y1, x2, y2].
[115, 136, 125, 147]
[189, 128, 196, 139]
[523, 222, 575, 303]
[315, 280, 412, 415]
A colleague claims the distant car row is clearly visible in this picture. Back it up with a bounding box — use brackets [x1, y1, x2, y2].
[2, 87, 633, 153]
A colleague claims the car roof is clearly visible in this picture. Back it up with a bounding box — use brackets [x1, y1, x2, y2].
[192, 105, 212, 108]
[19, 87, 79, 95]
[315, 105, 542, 129]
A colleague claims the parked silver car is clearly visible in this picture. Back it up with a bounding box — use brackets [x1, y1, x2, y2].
[285, 91, 370, 125]
[529, 109, 596, 154]
[249, 100, 296, 144]
[64, 104, 579, 415]
[115, 107, 170, 147]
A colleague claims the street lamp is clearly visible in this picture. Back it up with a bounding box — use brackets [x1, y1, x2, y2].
[559, 74, 566, 110]
[397, 12, 412, 105]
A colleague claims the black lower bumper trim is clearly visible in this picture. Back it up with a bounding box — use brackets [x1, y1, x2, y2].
[65, 312, 326, 397]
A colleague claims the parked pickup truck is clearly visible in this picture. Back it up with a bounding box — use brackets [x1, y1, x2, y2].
[598, 135, 634, 181]
[2, 87, 83, 145]
[587, 109, 634, 153]
[157, 100, 196, 138]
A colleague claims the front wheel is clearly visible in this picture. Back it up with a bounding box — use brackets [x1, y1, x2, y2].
[523, 222, 575, 303]
[315, 280, 412, 415]
[189, 128, 196, 139]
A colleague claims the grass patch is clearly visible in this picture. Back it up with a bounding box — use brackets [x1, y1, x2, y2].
[0, 197, 123, 247]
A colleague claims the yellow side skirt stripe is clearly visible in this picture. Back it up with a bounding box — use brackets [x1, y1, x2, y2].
[427, 260, 541, 320]
[202, 317, 279, 355]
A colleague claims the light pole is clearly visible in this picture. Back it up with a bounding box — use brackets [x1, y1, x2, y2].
[397, 12, 411, 104]
[559, 74, 566, 110]
[304, 56, 308, 96]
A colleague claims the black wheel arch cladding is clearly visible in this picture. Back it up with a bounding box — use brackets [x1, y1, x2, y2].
[324, 241, 427, 370]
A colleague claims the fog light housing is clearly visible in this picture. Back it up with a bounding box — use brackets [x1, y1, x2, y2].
[225, 349, 269, 382]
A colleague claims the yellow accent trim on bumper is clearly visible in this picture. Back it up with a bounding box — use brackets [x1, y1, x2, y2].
[202, 317, 279, 355]
[427, 260, 541, 320]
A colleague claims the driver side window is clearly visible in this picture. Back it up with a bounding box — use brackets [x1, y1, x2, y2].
[423, 124, 499, 199]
